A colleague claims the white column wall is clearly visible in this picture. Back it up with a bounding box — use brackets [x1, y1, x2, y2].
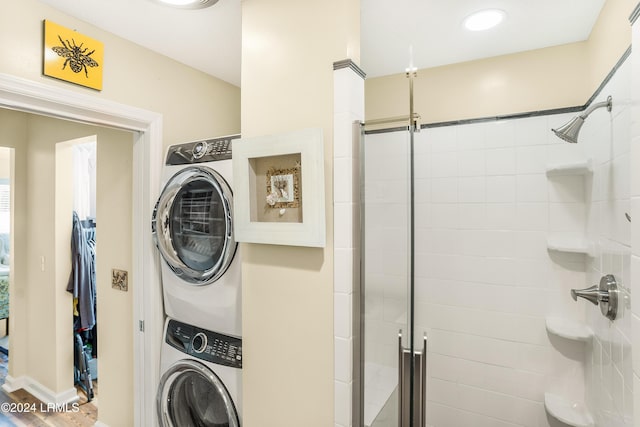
[334, 62, 365, 427]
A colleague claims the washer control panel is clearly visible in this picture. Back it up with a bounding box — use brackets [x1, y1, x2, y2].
[166, 319, 242, 369]
[166, 134, 240, 165]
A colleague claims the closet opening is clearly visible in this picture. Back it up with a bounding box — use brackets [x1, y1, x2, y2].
[56, 136, 98, 413]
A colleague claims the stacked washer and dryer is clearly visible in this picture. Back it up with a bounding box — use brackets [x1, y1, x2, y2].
[152, 135, 243, 427]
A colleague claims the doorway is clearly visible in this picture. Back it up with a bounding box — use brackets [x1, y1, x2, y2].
[0, 73, 163, 427]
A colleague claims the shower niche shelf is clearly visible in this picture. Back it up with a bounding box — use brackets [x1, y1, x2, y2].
[544, 393, 594, 427]
[546, 158, 593, 177]
[545, 317, 593, 342]
[547, 235, 590, 255]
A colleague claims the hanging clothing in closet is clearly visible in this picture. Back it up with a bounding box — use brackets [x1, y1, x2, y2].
[66, 211, 96, 331]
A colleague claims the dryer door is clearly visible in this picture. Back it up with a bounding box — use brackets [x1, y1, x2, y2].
[157, 360, 240, 427]
[153, 166, 237, 285]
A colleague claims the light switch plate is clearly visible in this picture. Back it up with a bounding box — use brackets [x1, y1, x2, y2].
[112, 269, 128, 291]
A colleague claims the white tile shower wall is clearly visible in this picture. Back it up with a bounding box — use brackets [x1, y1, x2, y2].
[363, 115, 589, 426]
[363, 130, 410, 366]
[582, 58, 633, 427]
[412, 58, 631, 427]
[411, 113, 590, 427]
[333, 63, 364, 427]
[363, 130, 410, 427]
[363, 112, 599, 425]
[633, 12, 640, 427]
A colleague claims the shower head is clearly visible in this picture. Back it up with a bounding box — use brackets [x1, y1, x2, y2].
[551, 95, 612, 143]
[552, 116, 584, 144]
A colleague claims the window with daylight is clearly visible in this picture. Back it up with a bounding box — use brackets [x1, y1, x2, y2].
[0, 180, 10, 234]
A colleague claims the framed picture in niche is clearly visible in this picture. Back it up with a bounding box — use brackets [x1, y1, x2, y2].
[232, 128, 325, 248]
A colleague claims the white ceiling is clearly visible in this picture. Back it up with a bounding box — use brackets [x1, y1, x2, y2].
[38, 0, 606, 86]
[362, 0, 606, 78]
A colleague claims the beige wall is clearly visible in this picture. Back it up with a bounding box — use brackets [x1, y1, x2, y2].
[240, 0, 359, 425]
[24, 114, 74, 394]
[365, 0, 634, 124]
[95, 128, 134, 427]
[0, 0, 240, 148]
[587, 0, 634, 94]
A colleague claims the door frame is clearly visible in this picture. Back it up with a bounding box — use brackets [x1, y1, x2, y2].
[0, 72, 163, 427]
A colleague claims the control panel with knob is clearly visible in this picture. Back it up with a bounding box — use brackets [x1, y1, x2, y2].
[191, 332, 207, 353]
[166, 319, 242, 369]
[165, 135, 239, 165]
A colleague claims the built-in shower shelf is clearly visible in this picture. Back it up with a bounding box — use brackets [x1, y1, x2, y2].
[547, 235, 590, 255]
[544, 393, 594, 427]
[546, 159, 593, 176]
[545, 317, 593, 342]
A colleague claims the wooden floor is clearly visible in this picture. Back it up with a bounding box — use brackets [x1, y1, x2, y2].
[0, 351, 98, 427]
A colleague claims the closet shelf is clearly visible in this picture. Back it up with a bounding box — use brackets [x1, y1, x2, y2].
[545, 317, 593, 342]
[547, 235, 590, 255]
[544, 393, 594, 427]
[546, 159, 592, 177]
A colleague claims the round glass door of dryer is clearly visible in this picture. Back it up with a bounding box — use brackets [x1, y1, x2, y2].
[157, 360, 239, 427]
[153, 166, 237, 285]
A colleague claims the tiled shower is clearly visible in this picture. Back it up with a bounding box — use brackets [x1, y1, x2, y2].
[362, 54, 633, 426]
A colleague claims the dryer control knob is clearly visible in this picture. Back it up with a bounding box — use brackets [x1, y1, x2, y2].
[192, 141, 208, 159]
[191, 332, 207, 354]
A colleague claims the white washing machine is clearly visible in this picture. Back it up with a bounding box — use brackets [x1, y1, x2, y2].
[152, 135, 241, 336]
[157, 317, 242, 427]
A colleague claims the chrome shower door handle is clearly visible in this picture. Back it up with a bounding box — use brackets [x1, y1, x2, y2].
[570, 274, 619, 320]
[397, 331, 428, 427]
[570, 285, 599, 305]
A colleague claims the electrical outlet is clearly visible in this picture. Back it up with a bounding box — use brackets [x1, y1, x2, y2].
[112, 269, 128, 291]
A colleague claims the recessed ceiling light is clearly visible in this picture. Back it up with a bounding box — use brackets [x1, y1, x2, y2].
[463, 9, 506, 31]
[152, 0, 219, 9]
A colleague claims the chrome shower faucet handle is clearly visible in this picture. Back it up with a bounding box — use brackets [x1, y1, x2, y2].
[570, 274, 619, 321]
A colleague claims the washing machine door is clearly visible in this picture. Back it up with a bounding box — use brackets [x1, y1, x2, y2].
[153, 166, 237, 285]
[157, 360, 240, 427]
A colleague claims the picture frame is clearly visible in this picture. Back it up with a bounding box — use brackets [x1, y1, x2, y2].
[232, 128, 326, 248]
[267, 167, 300, 207]
[43, 20, 104, 91]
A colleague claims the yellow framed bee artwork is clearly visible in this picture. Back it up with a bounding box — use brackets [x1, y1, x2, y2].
[43, 20, 103, 91]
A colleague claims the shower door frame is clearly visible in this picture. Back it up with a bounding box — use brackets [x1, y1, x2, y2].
[358, 109, 426, 426]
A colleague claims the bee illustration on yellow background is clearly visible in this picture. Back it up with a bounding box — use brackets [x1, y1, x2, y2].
[52, 35, 99, 78]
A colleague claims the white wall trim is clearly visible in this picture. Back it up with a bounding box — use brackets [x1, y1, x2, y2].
[0, 72, 163, 427]
[2, 374, 29, 393]
[2, 375, 78, 405]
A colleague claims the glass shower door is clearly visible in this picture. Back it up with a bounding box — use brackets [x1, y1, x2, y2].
[362, 129, 413, 427]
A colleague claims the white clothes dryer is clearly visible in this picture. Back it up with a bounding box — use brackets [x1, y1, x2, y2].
[157, 317, 242, 427]
[152, 135, 241, 336]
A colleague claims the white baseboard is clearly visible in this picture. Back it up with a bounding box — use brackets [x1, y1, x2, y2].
[94, 421, 110, 427]
[2, 374, 28, 392]
[1, 375, 78, 405]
